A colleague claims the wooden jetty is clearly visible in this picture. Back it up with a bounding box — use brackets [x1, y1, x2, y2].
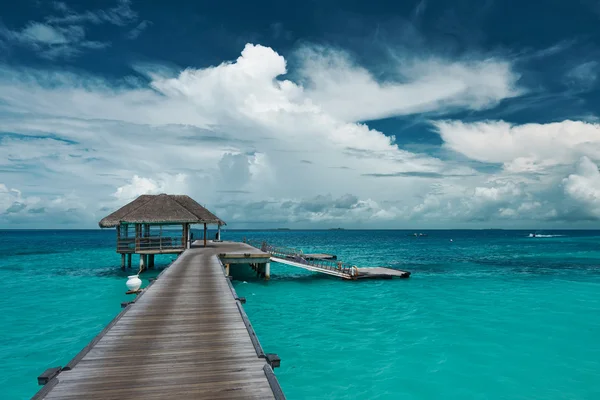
[248, 241, 410, 280]
[33, 195, 410, 398]
[34, 242, 284, 400]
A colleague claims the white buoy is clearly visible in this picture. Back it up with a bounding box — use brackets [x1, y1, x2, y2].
[126, 275, 142, 291]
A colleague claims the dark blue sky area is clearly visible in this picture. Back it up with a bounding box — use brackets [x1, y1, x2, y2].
[4, 0, 600, 71]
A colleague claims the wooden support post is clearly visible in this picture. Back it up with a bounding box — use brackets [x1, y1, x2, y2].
[127, 253, 132, 269]
[187, 224, 191, 249]
[225, 264, 230, 276]
[203, 223, 207, 247]
[148, 254, 155, 269]
[116, 225, 121, 252]
[121, 253, 125, 271]
[135, 224, 141, 252]
[217, 224, 221, 241]
[139, 254, 146, 271]
[265, 262, 270, 280]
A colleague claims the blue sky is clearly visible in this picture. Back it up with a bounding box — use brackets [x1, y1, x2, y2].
[1, 0, 600, 229]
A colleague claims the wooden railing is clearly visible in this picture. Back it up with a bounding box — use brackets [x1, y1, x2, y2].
[247, 240, 357, 276]
[117, 236, 185, 253]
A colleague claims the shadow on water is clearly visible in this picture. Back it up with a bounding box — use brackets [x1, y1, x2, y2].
[0, 264, 25, 272]
[0, 249, 66, 257]
[230, 266, 340, 283]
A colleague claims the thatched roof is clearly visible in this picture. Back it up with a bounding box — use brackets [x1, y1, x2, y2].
[99, 194, 226, 228]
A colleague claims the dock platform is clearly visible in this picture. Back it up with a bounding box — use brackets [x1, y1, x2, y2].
[34, 242, 283, 400]
[248, 240, 410, 280]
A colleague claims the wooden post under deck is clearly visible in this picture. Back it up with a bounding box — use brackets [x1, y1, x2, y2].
[187, 223, 191, 249]
[127, 253, 132, 269]
[121, 253, 125, 270]
[203, 223, 207, 247]
[148, 254, 155, 269]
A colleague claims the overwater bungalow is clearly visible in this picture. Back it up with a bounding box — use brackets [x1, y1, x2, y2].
[99, 193, 225, 270]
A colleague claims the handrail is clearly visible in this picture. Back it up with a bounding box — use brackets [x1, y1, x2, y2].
[117, 236, 184, 252]
[247, 240, 358, 277]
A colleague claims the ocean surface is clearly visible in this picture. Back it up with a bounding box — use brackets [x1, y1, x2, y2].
[1, 229, 600, 399]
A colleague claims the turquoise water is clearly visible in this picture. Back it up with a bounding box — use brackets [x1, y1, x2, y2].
[1, 230, 600, 399]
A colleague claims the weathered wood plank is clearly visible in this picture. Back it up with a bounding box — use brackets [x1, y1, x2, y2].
[34, 241, 283, 400]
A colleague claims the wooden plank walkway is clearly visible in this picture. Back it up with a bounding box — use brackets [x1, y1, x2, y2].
[34, 242, 284, 400]
[250, 240, 410, 280]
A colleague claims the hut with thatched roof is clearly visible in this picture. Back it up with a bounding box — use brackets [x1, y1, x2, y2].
[99, 194, 225, 270]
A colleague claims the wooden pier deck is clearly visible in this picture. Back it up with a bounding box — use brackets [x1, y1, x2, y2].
[34, 242, 283, 400]
[250, 241, 411, 280]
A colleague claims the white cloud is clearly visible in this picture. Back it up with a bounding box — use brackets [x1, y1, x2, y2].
[214, 194, 401, 226]
[0, 0, 139, 59]
[47, 0, 138, 27]
[17, 22, 70, 45]
[0, 22, 108, 59]
[114, 174, 188, 201]
[0, 183, 91, 227]
[297, 46, 521, 122]
[434, 120, 600, 173]
[563, 157, 600, 218]
[4, 42, 595, 228]
[406, 119, 600, 223]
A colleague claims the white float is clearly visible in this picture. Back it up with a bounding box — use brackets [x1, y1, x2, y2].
[126, 275, 142, 291]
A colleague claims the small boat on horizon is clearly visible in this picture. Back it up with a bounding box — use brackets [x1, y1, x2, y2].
[528, 232, 564, 238]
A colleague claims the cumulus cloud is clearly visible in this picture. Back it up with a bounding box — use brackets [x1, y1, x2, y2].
[114, 174, 188, 201]
[434, 120, 600, 173]
[563, 157, 600, 218]
[5, 42, 594, 228]
[406, 119, 600, 223]
[0, 183, 90, 227]
[297, 46, 521, 122]
[215, 194, 401, 226]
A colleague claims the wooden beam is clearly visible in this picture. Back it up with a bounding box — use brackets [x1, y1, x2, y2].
[203, 223, 207, 247]
[37, 367, 61, 385]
